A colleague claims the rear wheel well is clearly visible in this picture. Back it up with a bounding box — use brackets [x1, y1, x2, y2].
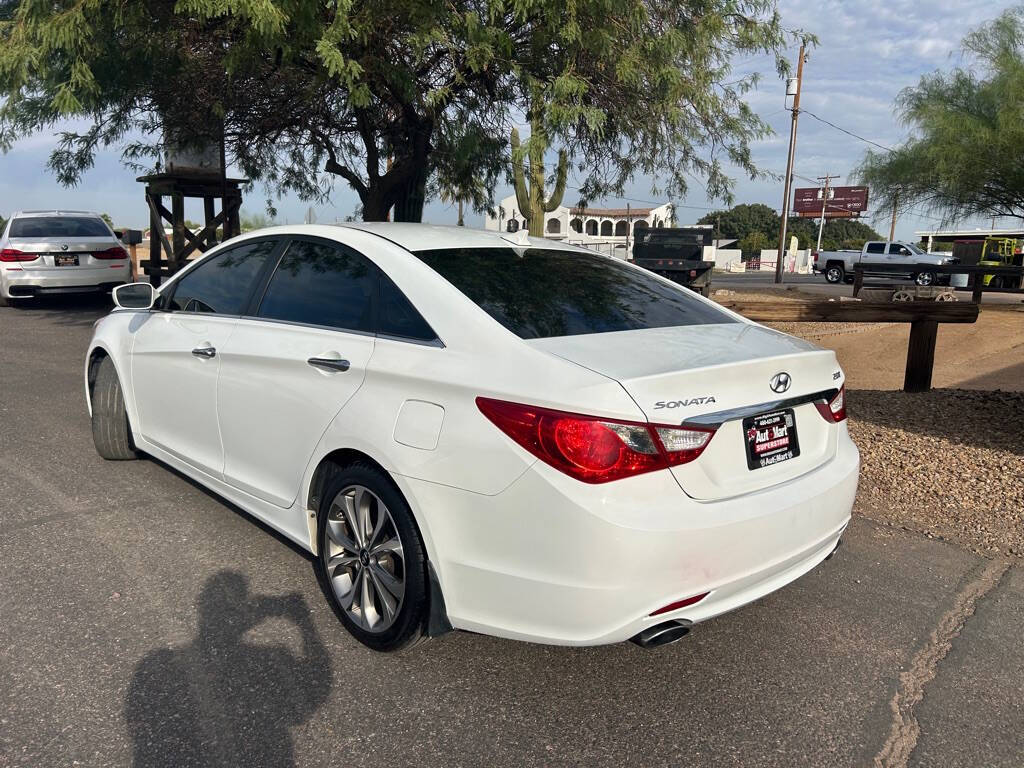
[307, 449, 394, 513]
[825, 260, 845, 270]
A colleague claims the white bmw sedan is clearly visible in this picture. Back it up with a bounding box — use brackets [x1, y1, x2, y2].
[86, 224, 858, 652]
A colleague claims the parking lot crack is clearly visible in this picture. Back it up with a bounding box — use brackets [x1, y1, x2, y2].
[872, 557, 1010, 768]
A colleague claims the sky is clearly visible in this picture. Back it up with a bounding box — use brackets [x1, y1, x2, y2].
[0, 0, 1017, 240]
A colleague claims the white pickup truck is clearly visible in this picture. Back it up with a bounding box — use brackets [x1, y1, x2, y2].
[813, 241, 957, 286]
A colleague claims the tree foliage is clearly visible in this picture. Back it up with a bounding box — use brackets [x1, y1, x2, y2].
[857, 7, 1024, 223]
[699, 203, 881, 251]
[0, 1, 802, 221]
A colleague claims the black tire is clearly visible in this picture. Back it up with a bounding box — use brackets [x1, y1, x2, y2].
[316, 462, 429, 652]
[914, 271, 936, 287]
[825, 263, 844, 283]
[91, 356, 138, 460]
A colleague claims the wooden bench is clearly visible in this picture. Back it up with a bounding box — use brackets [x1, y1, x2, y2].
[718, 300, 980, 393]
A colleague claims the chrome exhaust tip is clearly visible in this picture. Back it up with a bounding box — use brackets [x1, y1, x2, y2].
[630, 619, 692, 649]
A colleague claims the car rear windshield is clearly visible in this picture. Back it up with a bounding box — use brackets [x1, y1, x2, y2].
[413, 247, 735, 339]
[9, 216, 110, 238]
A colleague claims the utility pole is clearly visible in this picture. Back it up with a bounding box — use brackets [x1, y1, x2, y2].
[626, 203, 631, 258]
[775, 43, 806, 284]
[888, 187, 900, 242]
[816, 173, 839, 253]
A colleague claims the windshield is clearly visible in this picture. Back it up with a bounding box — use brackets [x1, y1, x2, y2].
[10, 216, 111, 238]
[905, 242, 925, 255]
[414, 247, 735, 339]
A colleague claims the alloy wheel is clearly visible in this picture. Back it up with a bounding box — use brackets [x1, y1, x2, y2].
[826, 267, 842, 283]
[324, 485, 406, 633]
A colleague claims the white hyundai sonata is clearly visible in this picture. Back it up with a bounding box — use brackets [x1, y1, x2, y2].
[85, 224, 858, 651]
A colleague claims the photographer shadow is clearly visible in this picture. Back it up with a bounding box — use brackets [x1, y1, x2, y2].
[125, 571, 331, 768]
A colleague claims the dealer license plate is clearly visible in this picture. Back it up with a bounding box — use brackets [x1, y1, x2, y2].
[743, 408, 800, 470]
[54, 254, 79, 267]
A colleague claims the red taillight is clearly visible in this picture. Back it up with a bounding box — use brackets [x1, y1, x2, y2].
[650, 592, 710, 616]
[815, 385, 847, 422]
[813, 251, 819, 262]
[93, 246, 128, 260]
[0, 248, 38, 262]
[476, 397, 716, 484]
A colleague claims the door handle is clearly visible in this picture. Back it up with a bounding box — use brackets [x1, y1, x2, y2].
[191, 346, 217, 358]
[307, 356, 350, 373]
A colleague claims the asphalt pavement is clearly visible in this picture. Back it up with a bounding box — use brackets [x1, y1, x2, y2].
[1, 295, 1020, 767]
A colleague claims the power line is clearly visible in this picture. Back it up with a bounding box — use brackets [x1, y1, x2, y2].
[801, 110, 896, 154]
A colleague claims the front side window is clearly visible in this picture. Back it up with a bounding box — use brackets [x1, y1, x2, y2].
[10, 216, 110, 238]
[257, 240, 375, 332]
[166, 240, 278, 314]
[889, 244, 911, 255]
[414, 247, 734, 339]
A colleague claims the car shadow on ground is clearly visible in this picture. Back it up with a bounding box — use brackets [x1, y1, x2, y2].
[3, 293, 112, 327]
[847, 388, 1024, 455]
[124, 571, 332, 768]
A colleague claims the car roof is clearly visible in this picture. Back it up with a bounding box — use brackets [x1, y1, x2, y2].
[336, 222, 585, 253]
[11, 210, 104, 218]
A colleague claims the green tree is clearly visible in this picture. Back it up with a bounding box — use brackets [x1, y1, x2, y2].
[239, 211, 274, 232]
[738, 230, 771, 256]
[0, 1, 801, 223]
[698, 203, 780, 240]
[857, 7, 1024, 222]
[99, 212, 114, 229]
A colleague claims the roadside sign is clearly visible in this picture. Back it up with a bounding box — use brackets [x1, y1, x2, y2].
[793, 186, 869, 217]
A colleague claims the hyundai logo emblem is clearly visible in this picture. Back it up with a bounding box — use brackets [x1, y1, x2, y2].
[61, 243, 69, 251]
[770, 372, 792, 394]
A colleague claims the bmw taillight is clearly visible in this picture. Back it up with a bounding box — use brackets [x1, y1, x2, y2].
[93, 246, 128, 260]
[476, 397, 717, 484]
[0, 248, 38, 262]
[815, 385, 847, 422]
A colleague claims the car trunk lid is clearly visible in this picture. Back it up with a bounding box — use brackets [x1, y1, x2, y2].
[527, 323, 843, 500]
[5, 237, 122, 270]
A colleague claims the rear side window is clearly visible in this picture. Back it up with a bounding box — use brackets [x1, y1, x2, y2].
[167, 240, 278, 314]
[10, 216, 110, 238]
[414, 247, 734, 339]
[378, 274, 437, 341]
[865, 242, 886, 254]
[257, 240, 375, 332]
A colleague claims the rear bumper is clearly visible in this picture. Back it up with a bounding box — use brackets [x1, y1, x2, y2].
[1, 264, 130, 298]
[400, 428, 860, 646]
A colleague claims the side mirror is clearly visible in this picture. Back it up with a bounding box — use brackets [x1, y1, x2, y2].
[113, 282, 156, 310]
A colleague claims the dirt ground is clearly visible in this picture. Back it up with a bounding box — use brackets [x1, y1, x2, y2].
[718, 289, 1024, 559]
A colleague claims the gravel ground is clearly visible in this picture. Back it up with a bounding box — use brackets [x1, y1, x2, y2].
[846, 389, 1024, 559]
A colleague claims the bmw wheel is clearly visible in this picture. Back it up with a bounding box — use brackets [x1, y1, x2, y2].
[316, 463, 429, 651]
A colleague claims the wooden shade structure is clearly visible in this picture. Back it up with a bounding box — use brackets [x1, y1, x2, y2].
[137, 172, 246, 286]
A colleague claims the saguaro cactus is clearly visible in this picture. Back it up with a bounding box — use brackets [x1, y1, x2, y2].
[511, 118, 568, 237]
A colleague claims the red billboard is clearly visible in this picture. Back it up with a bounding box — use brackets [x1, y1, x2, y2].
[793, 186, 868, 217]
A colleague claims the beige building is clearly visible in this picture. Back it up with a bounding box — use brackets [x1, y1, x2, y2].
[484, 194, 675, 258]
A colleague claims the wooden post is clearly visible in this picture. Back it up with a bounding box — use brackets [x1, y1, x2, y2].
[971, 272, 985, 304]
[171, 193, 185, 269]
[128, 244, 138, 282]
[904, 319, 938, 393]
[853, 266, 864, 297]
[203, 197, 216, 247]
[228, 194, 241, 239]
[148, 192, 162, 287]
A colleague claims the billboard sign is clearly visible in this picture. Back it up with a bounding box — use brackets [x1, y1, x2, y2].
[793, 185, 869, 217]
